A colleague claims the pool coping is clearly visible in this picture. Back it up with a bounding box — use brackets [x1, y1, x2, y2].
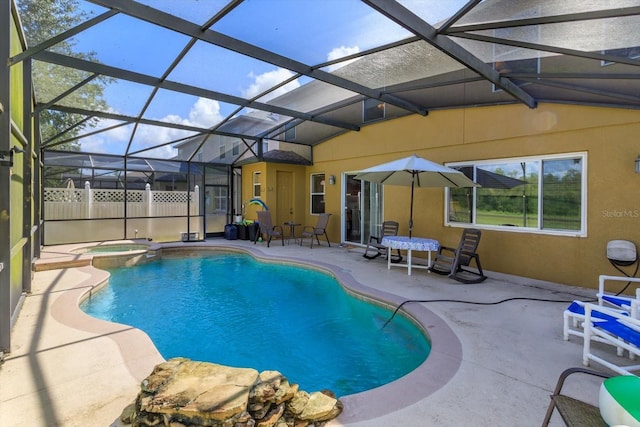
[44, 242, 463, 424]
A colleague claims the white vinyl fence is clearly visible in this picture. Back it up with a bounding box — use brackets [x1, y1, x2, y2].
[44, 182, 200, 220]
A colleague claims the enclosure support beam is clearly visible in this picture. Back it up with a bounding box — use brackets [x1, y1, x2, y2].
[0, 0, 13, 353]
[21, 57, 33, 295]
[364, 0, 537, 108]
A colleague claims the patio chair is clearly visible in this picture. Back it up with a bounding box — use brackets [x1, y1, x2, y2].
[255, 210, 284, 247]
[541, 367, 611, 427]
[300, 213, 331, 248]
[428, 228, 487, 283]
[363, 221, 402, 263]
[582, 303, 640, 376]
[564, 275, 640, 343]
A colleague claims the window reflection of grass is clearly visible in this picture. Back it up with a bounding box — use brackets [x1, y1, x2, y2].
[476, 211, 536, 227]
[475, 211, 580, 230]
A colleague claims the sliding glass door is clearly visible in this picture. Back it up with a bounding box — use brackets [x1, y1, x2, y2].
[342, 173, 383, 245]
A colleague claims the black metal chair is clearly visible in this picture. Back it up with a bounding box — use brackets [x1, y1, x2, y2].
[429, 228, 487, 283]
[541, 367, 610, 427]
[255, 210, 284, 247]
[363, 221, 402, 263]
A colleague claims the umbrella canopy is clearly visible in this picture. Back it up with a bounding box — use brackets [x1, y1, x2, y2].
[355, 155, 478, 237]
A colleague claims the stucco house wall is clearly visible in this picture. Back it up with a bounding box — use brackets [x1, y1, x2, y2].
[241, 162, 306, 227]
[305, 103, 640, 288]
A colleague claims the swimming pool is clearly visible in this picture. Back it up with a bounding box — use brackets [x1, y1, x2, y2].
[81, 252, 431, 397]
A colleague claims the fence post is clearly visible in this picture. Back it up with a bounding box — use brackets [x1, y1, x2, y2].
[145, 183, 151, 217]
[193, 185, 199, 215]
[84, 181, 92, 219]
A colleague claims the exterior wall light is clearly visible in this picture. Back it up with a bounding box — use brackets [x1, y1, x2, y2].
[0, 146, 25, 167]
[636, 155, 640, 174]
[329, 175, 336, 185]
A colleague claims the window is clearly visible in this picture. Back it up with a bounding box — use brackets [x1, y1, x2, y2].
[219, 144, 226, 160]
[232, 141, 240, 156]
[446, 153, 586, 235]
[205, 186, 228, 214]
[285, 125, 296, 141]
[212, 186, 228, 213]
[253, 171, 261, 198]
[602, 46, 640, 66]
[310, 173, 325, 214]
[363, 98, 384, 123]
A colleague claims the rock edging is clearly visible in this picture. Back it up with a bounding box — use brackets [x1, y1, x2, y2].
[120, 358, 343, 427]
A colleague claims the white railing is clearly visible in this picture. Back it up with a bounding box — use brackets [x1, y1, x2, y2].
[44, 182, 199, 220]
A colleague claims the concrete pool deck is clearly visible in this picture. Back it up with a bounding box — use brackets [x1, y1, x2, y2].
[0, 238, 618, 426]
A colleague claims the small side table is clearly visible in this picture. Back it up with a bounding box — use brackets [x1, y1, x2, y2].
[284, 222, 300, 245]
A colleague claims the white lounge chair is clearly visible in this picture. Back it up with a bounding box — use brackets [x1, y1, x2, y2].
[563, 275, 640, 342]
[597, 275, 640, 319]
[582, 303, 640, 376]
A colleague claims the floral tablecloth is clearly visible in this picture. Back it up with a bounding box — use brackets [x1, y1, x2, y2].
[381, 236, 439, 252]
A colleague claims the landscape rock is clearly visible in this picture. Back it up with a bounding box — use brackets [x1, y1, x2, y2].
[125, 358, 342, 427]
[299, 392, 338, 421]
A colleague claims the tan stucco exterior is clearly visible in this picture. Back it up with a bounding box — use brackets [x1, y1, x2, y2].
[254, 103, 640, 289]
[241, 162, 307, 227]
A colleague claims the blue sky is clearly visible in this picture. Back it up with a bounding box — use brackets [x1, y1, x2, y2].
[63, 0, 464, 156]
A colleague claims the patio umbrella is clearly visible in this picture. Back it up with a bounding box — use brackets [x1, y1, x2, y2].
[355, 154, 479, 237]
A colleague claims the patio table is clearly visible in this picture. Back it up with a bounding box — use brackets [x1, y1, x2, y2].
[382, 236, 439, 276]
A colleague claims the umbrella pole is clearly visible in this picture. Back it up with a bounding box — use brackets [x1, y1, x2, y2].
[409, 174, 415, 238]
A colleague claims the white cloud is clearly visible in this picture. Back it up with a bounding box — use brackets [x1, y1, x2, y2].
[242, 68, 300, 102]
[326, 46, 360, 72]
[187, 97, 223, 128]
[75, 116, 130, 155]
[77, 98, 224, 157]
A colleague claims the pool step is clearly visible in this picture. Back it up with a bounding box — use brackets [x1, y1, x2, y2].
[33, 256, 92, 272]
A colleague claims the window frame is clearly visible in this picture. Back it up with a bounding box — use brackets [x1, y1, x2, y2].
[362, 98, 385, 123]
[252, 171, 262, 198]
[285, 125, 296, 141]
[445, 152, 587, 237]
[211, 185, 228, 214]
[310, 173, 325, 214]
[601, 46, 640, 66]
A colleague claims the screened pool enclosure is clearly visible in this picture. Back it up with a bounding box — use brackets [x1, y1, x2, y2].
[16, 0, 640, 244]
[4, 0, 640, 353]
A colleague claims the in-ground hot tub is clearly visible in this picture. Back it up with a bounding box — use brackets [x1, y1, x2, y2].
[72, 242, 160, 269]
[72, 243, 152, 254]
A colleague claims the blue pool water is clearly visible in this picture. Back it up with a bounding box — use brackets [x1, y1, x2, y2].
[81, 253, 430, 396]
